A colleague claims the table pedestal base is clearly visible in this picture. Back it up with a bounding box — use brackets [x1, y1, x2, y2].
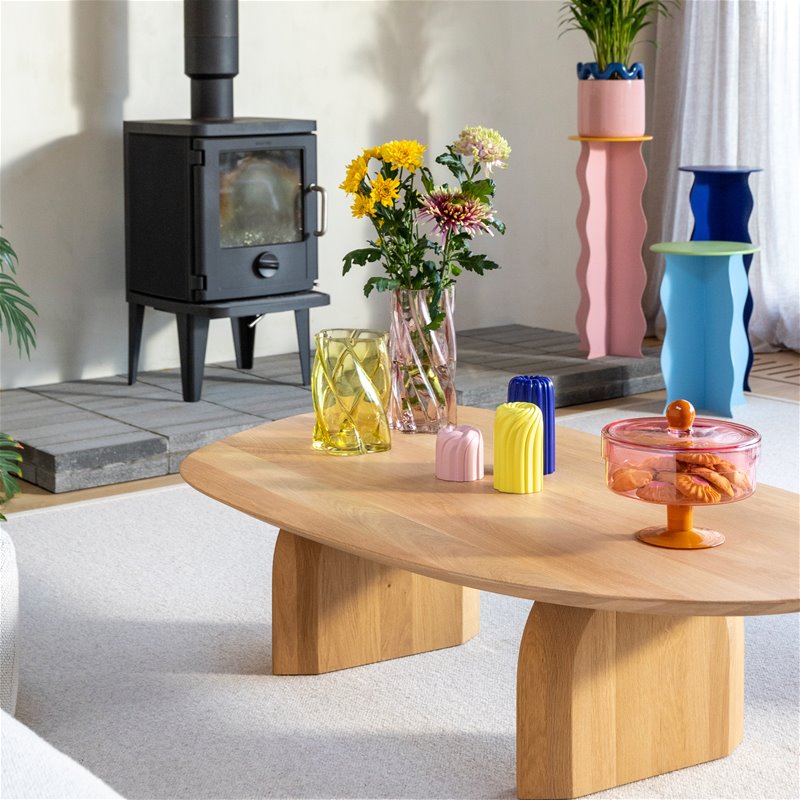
[272, 530, 481, 675]
[517, 603, 744, 799]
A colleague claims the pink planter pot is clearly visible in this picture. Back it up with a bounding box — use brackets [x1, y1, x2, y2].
[578, 79, 646, 137]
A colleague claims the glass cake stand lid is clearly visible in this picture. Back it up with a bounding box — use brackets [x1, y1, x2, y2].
[601, 399, 761, 453]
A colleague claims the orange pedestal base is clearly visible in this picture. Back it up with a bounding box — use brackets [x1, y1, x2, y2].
[636, 505, 725, 549]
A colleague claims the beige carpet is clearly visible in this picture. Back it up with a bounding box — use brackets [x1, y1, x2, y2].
[4, 396, 799, 799]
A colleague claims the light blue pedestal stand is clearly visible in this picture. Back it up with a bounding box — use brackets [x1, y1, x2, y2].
[651, 241, 760, 417]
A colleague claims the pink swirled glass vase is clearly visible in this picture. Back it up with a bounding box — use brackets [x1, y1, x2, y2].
[388, 287, 457, 433]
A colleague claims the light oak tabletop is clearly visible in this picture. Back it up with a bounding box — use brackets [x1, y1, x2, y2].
[181, 407, 800, 617]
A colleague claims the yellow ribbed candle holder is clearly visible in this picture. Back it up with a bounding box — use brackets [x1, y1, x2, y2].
[493, 402, 544, 494]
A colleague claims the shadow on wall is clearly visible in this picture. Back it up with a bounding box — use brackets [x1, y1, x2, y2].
[1, 1, 131, 382]
[341, 0, 433, 328]
[363, 0, 432, 146]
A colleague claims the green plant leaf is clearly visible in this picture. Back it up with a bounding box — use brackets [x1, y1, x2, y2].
[342, 247, 382, 275]
[462, 178, 495, 203]
[435, 149, 468, 182]
[558, 0, 680, 68]
[0, 230, 19, 275]
[489, 218, 507, 235]
[455, 252, 501, 276]
[363, 276, 401, 297]
[0, 432, 23, 507]
[0, 271, 37, 358]
[423, 308, 447, 332]
[419, 166, 435, 195]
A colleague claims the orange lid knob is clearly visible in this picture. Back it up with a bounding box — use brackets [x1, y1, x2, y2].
[666, 399, 696, 432]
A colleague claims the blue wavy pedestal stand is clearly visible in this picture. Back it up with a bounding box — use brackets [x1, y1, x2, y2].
[651, 241, 760, 417]
[679, 165, 762, 391]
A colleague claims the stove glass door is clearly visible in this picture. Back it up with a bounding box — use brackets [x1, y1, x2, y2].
[219, 149, 303, 248]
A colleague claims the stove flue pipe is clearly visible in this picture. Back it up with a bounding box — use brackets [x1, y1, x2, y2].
[184, 0, 238, 120]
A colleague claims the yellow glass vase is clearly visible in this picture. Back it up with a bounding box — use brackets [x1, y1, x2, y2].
[312, 329, 392, 455]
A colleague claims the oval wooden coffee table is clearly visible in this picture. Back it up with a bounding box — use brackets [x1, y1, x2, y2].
[181, 406, 799, 799]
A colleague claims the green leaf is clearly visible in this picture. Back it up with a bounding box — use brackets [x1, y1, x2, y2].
[489, 218, 507, 235]
[364, 276, 401, 296]
[423, 309, 447, 332]
[0, 230, 18, 275]
[455, 252, 501, 276]
[419, 166, 435, 195]
[448, 231, 470, 249]
[0, 432, 23, 506]
[558, 0, 680, 68]
[462, 178, 495, 203]
[435, 149, 468, 182]
[0, 271, 37, 358]
[342, 247, 382, 275]
[427, 238, 443, 256]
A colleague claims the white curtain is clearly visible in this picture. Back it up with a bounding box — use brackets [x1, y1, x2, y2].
[642, 0, 800, 351]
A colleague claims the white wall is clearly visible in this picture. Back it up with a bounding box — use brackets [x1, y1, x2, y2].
[0, 0, 597, 389]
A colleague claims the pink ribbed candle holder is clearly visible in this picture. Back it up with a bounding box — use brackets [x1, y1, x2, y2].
[435, 425, 484, 482]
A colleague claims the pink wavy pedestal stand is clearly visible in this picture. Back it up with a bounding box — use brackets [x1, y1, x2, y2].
[571, 135, 651, 359]
[435, 425, 484, 482]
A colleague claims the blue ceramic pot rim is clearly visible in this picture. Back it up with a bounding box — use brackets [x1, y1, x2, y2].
[577, 62, 645, 80]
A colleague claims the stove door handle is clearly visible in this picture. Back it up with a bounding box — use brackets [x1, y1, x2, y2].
[308, 184, 327, 237]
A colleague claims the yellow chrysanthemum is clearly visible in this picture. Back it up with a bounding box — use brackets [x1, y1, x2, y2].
[379, 139, 426, 173]
[351, 193, 376, 219]
[339, 156, 368, 194]
[362, 146, 382, 162]
[370, 174, 400, 207]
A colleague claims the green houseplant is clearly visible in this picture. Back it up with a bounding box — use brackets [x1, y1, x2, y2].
[559, 0, 678, 72]
[560, 0, 680, 137]
[0, 229, 37, 518]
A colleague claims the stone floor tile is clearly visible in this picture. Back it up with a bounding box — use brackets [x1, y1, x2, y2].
[1, 328, 664, 493]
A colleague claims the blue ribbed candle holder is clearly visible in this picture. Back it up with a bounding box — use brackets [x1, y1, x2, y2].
[507, 376, 555, 474]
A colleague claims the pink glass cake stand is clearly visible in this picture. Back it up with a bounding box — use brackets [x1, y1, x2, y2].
[601, 399, 761, 549]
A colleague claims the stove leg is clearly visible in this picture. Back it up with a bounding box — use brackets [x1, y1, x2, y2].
[176, 313, 209, 402]
[231, 316, 257, 370]
[294, 308, 311, 385]
[127, 302, 145, 385]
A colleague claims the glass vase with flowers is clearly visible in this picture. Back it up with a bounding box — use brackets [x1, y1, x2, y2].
[340, 127, 510, 432]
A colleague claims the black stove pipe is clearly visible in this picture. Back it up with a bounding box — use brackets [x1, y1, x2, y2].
[184, 0, 238, 120]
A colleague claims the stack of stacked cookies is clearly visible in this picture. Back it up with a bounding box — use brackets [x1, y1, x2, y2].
[608, 452, 753, 505]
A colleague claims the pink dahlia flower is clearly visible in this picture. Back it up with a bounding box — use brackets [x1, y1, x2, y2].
[419, 189, 493, 238]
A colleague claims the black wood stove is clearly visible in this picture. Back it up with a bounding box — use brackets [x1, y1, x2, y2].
[125, 0, 329, 401]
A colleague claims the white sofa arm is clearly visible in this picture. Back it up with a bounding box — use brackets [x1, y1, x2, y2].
[1, 710, 123, 799]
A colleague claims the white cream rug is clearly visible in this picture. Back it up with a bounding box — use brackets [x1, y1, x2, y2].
[4, 395, 799, 799]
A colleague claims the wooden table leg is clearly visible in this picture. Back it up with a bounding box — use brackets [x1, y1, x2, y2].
[517, 602, 744, 799]
[272, 530, 480, 675]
